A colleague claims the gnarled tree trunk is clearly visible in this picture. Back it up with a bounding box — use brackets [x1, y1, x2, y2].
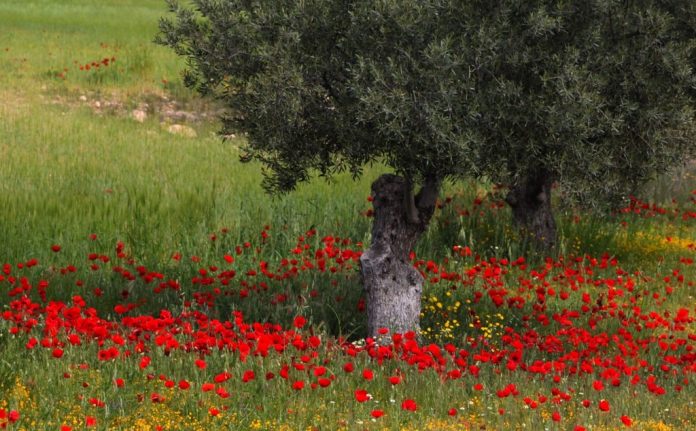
[360, 174, 439, 340]
[506, 168, 557, 250]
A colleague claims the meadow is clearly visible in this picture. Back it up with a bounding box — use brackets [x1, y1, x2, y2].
[1, 1, 695, 430]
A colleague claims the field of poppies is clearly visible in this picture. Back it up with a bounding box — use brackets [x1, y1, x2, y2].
[1, 1, 695, 430]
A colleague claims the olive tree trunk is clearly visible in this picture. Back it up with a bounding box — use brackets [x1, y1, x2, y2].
[505, 168, 557, 250]
[360, 174, 439, 340]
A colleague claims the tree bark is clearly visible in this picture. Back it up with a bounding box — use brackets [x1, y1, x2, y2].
[505, 168, 557, 250]
[360, 174, 439, 340]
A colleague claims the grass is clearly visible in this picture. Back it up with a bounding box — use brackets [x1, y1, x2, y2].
[1, 1, 695, 430]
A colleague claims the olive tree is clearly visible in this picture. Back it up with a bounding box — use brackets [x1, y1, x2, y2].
[465, 1, 696, 249]
[157, 1, 481, 337]
[157, 0, 695, 336]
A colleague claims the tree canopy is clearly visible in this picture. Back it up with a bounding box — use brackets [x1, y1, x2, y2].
[467, 1, 696, 209]
[158, 1, 483, 192]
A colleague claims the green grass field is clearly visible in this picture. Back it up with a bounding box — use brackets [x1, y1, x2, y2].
[1, 1, 695, 430]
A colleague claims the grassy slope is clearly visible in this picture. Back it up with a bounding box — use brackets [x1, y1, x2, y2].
[0, 0, 379, 267]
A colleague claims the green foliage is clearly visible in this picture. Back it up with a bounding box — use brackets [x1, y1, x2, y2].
[157, 1, 482, 192]
[465, 1, 696, 209]
[158, 0, 696, 210]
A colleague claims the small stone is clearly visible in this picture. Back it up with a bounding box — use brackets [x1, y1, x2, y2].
[167, 124, 197, 138]
[131, 109, 147, 123]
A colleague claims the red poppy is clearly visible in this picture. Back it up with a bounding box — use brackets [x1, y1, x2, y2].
[371, 409, 384, 418]
[242, 370, 255, 382]
[598, 399, 610, 412]
[8, 411, 19, 423]
[593, 380, 604, 391]
[292, 380, 304, 390]
[52, 348, 64, 359]
[139, 356, 150, 369]
[552, 411, 561, 422]
[293, 316, 307, 328]
[51, 244, 61, 252]
[362, 369, 374, 380]
[621, 415, 632, 427]
[355, 389, 369, 403]
[214, 372, 231, 383]
[448, 408, 457, 416]
[401, 399, 417, 411]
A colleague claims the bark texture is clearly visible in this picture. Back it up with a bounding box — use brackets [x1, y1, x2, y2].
[506, 168, 557, 250]
[360, 174, 439, 339]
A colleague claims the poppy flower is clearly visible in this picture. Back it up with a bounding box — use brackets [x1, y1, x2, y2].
[362, 369, 374, 380]
[139, 356, 150, 369]
[593, 380, 604, 391]
[401, 399, 417, 411]
[371, 409, 384, 418]
[598, 399, 610, 412]
[293, 316, 307, 328]
[52, 348, 64, 359]
[51, 244, 61, 252]
[242, 370, 255, 382]
[292, 380, 304, 390]
[448, 408, 457, 416]
[355, 389, 370, 403]
[621, 415, 632, 426]
[552, 411, 561, 422]
[214, 372, 231, 383]
[215, 387, 230, 399]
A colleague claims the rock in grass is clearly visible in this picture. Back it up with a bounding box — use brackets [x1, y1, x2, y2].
[166, 124, 197, 138]
[131, 109, 147, 123]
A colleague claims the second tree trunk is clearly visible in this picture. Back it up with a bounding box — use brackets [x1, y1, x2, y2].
[506, 168, 557, 250]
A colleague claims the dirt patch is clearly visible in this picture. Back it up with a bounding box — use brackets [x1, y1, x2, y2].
[46, 89, 224, 126]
